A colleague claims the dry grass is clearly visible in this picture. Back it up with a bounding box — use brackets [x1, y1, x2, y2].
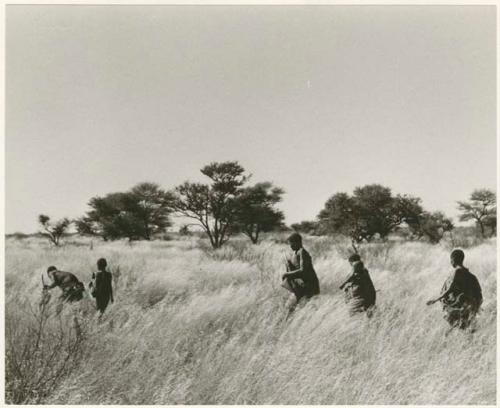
[4, 235, 496, 404]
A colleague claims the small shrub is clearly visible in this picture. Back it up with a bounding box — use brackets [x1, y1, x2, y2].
[5, 300, 87, 404]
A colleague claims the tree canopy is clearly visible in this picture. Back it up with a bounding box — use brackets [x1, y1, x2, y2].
[457, 189, 496, 238]
[408, 211, 454, 243]
[317, 184, 452, 245]
[171, 162, 285, 248]
[38, 214, 71, 246]
[75, 182, 174, 241]
[171, 161, 248, 248]
[233, 182, 285, 244]
[291, 220, 320, 235]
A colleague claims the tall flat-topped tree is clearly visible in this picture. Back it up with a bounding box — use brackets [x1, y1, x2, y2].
[457, 189, 497, 238]
[38, 214, 70, 246]
[171, 161, 248, 249]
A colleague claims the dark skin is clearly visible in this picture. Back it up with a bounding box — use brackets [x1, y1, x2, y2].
[44, 269, 81, 291]
[97, 263, 114, 304]
[282, 240, 305, 280]
[339, 260, 359, 290]
[426, 256, 462, 306]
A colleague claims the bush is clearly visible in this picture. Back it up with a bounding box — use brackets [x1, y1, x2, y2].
[5, 300, 87, 404]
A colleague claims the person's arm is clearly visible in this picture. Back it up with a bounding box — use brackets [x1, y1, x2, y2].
[426, 290, 451, 305]
[282, 251, 307, 280]
[427, 273, 455, 305]
[44, 273, 59, 290]
[109, 274, 114, 303]
[340, 263, 365, 290]
[44, 281, 58, 290]
[282, 255, 292, 272]
[475, 276, 483, 307]
[339, 273, 355, 290]
[95, 272, 102, 293]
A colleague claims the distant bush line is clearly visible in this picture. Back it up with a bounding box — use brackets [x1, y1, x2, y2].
[29, 161, 495, 249]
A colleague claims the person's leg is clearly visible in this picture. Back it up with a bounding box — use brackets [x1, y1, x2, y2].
[55, 301, 64, 316]
[286, 293, 298, 313]
[365, 305, 375, 318]
[445, 309, 461, 329]
[348, 297, 365, 316]
[458, 307, 472, 330]
[285, 293, 301, 321]
[96, 296, 110, 315]
[96, 297, 104, 314]
[467, 312, 478, 333]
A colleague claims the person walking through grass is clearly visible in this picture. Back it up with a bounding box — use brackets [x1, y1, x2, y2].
[339, 254, 376, 316]
[90, 258, 114, 315]
[426, 249, 482, 331]
[281, 232, 320, 315]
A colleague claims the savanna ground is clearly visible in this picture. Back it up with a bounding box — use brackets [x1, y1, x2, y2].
[4, 233, 497, 404]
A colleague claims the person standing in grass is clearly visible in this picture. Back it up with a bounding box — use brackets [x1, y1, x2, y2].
[281, 232, 320, 314]
[339, 254, 376, 316]
[90, 258, 114, 315]
[426, 249, 482, 330]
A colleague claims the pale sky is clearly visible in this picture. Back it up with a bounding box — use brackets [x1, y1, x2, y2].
[6, 5, 496, 234]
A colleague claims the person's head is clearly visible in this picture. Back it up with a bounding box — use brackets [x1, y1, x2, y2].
[348, 253, 361, 265]
[97, 258, 107, 271]
[287, 232, 303, 251]
[450, 249, 465, 267]
[47, 265, 57, 276]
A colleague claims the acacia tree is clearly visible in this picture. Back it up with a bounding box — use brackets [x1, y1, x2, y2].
[75, 192, 128, 239]
[317, 185, 428, 248]
[408, 211, 454, 243]
[38, 215, 71, 246]
[233, 182, 285, 244]
[390, 194, 425, 232]
[171, 161, 248, 249]
[457, 189, 497, 238]
[290, 220, 320, 235]
[352, 184, 396, 240]
[129, 182, 175, 240]
[76, 182, 174, 241]
[483, 215, 497, 236]
[317, 192, 364, 246]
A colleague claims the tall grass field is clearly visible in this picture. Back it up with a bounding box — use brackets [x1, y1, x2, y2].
[4, 235, 496, 404]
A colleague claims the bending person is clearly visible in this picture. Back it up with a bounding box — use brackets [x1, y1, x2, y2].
[44, 266, 85, 303]
[339, 254, 376, 316]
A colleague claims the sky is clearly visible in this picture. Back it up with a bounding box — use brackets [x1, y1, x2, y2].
[5, 5, 497, 233]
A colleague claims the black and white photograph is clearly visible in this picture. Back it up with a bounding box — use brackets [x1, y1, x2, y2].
[4, 3, 497, 405]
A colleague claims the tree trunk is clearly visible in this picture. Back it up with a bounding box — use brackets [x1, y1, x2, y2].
[478, 221, 485, 238]
[351, 239, 358, 254]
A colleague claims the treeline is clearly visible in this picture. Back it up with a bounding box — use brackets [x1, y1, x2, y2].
[36, 161, 496, 249]
[292, 187, 496, 246]
[39, 161, 284, 249]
